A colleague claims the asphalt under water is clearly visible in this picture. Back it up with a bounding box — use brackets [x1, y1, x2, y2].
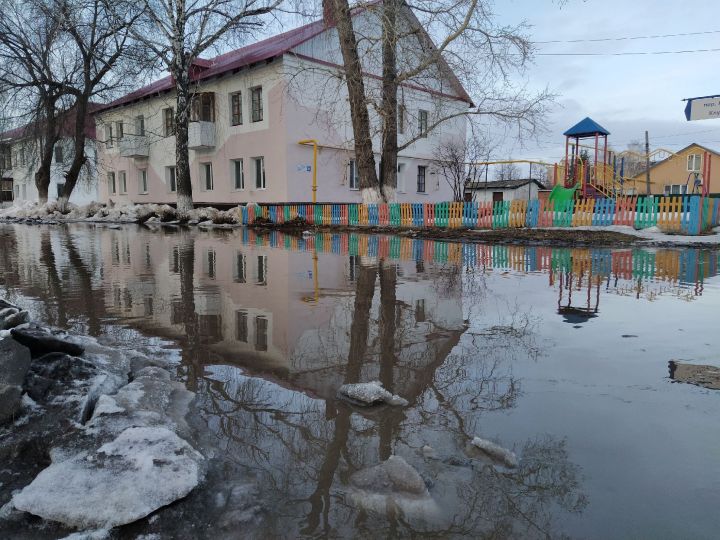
[0, 223, 718, 539]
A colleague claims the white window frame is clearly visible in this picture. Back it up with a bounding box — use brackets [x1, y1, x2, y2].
[687, 153, 701, 172]
[201, 162, 214, 191]
[163, 108, 174, 137]
[232, 158, 244, 190]
[138, 169, 148, 194]
[418, 109, 429, 138]
[105, 124, 114, 148]
[348, 159, 359, 190]
[251, 86, 263, 123]
[253, 156, 266, 189]
[108, 172, 116, 195]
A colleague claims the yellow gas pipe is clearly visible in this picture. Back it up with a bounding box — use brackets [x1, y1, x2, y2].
[298, 139, 318, 203]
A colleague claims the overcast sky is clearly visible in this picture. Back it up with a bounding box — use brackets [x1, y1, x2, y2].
[493, 0, 720, 164]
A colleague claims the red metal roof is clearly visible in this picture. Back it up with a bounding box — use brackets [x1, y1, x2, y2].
[0, 103, 100, 142]
[97, 3, 473, 113]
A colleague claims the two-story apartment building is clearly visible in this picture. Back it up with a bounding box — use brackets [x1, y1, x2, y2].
[94, 5, 471, 206]
[0, 108, 99, 207]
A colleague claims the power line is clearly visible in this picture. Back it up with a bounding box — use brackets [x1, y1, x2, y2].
[536, 48, 720, 56]
[534, 29, 720, 44]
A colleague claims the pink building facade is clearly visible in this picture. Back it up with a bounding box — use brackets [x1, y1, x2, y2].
[94, 9, 471, 206]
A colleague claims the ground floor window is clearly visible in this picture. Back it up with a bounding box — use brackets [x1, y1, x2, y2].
[254, 316, 268, 351]
[256, 255, 267, 285]
[139, 170, 148, 194]
[108, 172, 116, 195]
[253, 157, 265, 189]
[119, 171, 127, 194]
[664, 184, 688, 195]
[417, 165, 426, 193]
[232, 159, 244, 190]
[235, 310, 248, 342]
[166, 166, 177, 192]
[234, 252, 246, 283]
[202, 162, 213, 191]
[349, 159, 358, 190]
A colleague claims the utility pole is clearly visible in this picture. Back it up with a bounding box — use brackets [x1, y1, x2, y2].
[645, 130, 651, 195]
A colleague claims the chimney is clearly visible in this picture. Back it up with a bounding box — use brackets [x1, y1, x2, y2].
[323, 0, 336, 28]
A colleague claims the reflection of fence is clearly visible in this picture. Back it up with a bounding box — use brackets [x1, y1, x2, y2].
[240, 196, 720, 235]
[237, 228, 720, 288]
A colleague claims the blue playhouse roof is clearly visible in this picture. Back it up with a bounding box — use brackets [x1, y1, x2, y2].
[563, 117, 610, 138]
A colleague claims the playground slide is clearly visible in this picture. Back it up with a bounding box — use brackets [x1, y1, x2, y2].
[549, 183, 580, 203]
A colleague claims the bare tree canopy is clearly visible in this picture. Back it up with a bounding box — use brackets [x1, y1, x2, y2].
[119, 0, 286, 211]
[433, 133, 495, 202]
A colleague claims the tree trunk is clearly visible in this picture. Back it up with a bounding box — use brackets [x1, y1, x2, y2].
[328, 0, 380, 202]
[378, 260, 398, 460]
[35, 99, 60, 205]
[60, 98, 90, 213]
[175, 65, 194, 212]
[379, 0, 399, 202]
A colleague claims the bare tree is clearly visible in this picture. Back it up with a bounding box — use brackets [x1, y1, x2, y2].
[122, 0, 284, 212]
[324, 0, 551, 202]
[433, 133, 493, 201]
[495, 162, 520, 181]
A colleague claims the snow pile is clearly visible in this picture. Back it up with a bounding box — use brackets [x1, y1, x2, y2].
[12, 426, 202, 530]
[470, 436, 518, 468]
[337, 381, 408, 406]
[347, 455, 438, 520]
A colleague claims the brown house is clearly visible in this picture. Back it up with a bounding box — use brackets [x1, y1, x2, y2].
[630, 143, 720, 195]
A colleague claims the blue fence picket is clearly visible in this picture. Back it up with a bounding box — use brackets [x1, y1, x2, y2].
[526, 199, 540, 227]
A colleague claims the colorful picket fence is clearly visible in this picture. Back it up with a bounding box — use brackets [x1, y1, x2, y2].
[237, 195, 720, 236]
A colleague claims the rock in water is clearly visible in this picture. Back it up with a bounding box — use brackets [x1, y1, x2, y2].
[470, 436, 518, 468]
[12, 426, 203, 529]
[337, 381, 408, 406]
[11, 325, 85, 358]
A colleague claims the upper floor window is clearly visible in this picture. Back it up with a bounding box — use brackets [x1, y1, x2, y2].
[230, 92, 243, 126]
[417, 165, 426, 193]
[418, 110, 428, 138]
[398, 103, 406, 135]
[163, 108, 175, 136]
[115, 121, 124, 140]
[0, 146, 10, 170]
[191, 92, 215, 122]
[201, 162, 213, 190]
[135, 115, 145, 136]
[119, 170, 127, 194]
[254, 156, 265, 189]
[54, 145, 64, 164]
[348, 159, 359, 190]
[251, 87, 263, 122]
[254, 316, 268, 351]
[105, 124, 114, 148]
[687, 153, 701, 172]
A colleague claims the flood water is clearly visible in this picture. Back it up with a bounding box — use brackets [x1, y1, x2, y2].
[1, 223, 719, 539]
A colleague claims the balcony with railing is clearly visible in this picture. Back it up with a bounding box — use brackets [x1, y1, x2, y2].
[188, 121, 216, 150]
[119, 136, 149, 158]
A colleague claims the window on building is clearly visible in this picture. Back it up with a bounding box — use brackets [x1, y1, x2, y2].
[417, 165, 426, 193]
[256, 255, 267, 285]
[108, 172, 116, 195]
[191, 92, 215, 122]
[115, 121, 124, 140]
[234, 252, 246, 283]
[251, 87, 263, 122]
[201, 162, 213, 190]
[139, 170, 148, 194]
[253, 156, 265, 189]
[0, 146, 10, 169]
[667, 184, 688, 195]
[206, 249, 216, 279]
[687, 153, 702, 172]
[349, 159, 359, 190]
[230, 92, 243, 125]
[232, 159, 244, 190]
[163, 108, 174, 136]
[105, 124, 114, 148]
[135, 115, 145, 136]
[166, 166, 177, 192]
[235, 310, 248, 342]
[398, 103, 406, 135]
[54, 145, 64, 164]
[119, 171, 127, 194]
[254, 316, 268, 351]
[349, 255, 358, 282]
[418, 109, 428, 137]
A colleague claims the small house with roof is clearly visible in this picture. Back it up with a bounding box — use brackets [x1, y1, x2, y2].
[93, 4, 471, 206]
[464, 178, 547, 203]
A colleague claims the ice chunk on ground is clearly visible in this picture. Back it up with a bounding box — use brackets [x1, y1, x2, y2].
[337, 381, 408, 406]
[470, 436, 518, 468]
[12, 426, 203, 529]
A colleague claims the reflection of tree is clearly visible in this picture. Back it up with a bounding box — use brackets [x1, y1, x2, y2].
[178, 231, 201, 392]
[38, 229, 67, 328]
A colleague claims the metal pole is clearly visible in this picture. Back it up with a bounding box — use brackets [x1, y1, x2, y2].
[298, 139, 318, 203]
[645, 131, 651, 195]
